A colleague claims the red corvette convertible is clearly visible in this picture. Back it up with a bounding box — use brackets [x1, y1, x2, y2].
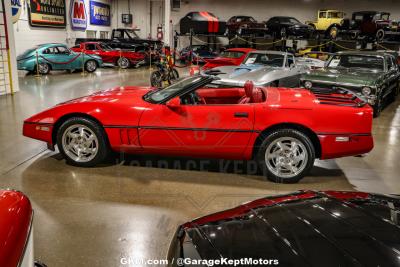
[23, 76, 373, 183]
[202, 48, 255, 70]
[71, 42, 146, 69]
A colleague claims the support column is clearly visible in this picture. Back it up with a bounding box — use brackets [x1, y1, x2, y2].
[164, 0, 171, 46]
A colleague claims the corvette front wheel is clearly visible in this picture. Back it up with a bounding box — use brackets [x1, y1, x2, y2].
[57, 117, 110, 167]
[257, 129, 315, 183]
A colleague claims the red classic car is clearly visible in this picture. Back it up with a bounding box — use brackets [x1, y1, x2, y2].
[202, 48, 256, 70]
[71, 42, 146, 69]
[0, 190, 45, 267]
[23, 76, 373, 183]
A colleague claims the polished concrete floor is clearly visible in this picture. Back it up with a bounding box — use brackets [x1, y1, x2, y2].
[0, 68, 399, 266]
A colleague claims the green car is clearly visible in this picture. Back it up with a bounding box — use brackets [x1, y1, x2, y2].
[17, 43, 103, 75]
[301, 51, 400, 117]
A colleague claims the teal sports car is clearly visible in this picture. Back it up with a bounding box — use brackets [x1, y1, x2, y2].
[17, 43, 103, 75]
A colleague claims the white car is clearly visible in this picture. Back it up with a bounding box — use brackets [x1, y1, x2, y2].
[207, 50, 309, 87]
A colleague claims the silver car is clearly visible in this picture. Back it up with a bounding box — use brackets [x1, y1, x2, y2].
[207, 50, 309, 87]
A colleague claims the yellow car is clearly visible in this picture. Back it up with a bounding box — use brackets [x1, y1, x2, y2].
[306, 9, 345, 38]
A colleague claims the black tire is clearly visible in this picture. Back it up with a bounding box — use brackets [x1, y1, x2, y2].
[36, 63, 50, 75]
[56, 117, 110, 167]
[373, 94, 383, 118]
[256, 129, 315, 183]
[395, 82, 400, 98]
[84, 60, 97, 72]
[328, 26, 339, 39]
[117, 57, 130, 69]
[280, 27, 287, 39]
[169, 68, 179, 82]
[376, 29, 385, 42]
[150, 70, 163, 88]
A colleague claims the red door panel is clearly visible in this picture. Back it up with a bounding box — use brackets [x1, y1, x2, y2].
[138, 104, 255, 159]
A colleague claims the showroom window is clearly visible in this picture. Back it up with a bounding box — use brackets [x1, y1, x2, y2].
[100, 31, 109, 39]
[86, 30, 97, 38]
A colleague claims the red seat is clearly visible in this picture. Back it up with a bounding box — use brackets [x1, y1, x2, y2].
[238, 81, 264, 104]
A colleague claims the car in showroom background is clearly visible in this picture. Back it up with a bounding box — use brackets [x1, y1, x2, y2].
[71, 42, 146, 69]
[202, 48, 256, 70]
[17, 43, 103, 75]
[23, 75, 373, 183]
[211, 50, 309, 87]
[301, 51, 400, 117]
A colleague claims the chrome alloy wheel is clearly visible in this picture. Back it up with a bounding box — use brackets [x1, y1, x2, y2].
[62, 124, 99, 163]
[86, 60, 97, 72]
[38, 63, 49, 74]
[265, 137, 308, 179]
[117, 57, 130, 69]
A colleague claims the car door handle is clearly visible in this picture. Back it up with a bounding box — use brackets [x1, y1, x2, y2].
[234, 112, 249, 118]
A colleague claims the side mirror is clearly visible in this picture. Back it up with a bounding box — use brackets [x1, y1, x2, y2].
[166, 97, 181, 109]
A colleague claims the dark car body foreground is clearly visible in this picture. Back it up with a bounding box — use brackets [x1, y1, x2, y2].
[168, 190, 400, 267]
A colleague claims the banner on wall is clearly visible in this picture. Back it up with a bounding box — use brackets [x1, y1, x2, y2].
[11, 0, 24, 23]
[89, 1, 110, 26]
[70, 0, 87, 30]
[27, 0, 66, 28]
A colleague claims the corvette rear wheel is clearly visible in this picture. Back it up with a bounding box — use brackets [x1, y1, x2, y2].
[117, 57, 130, 69]
[57, 117, 109, 167]
[257, 129, 315, 183]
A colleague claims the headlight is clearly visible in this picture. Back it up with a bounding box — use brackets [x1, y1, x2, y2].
[304, 81, 313, 89]
[362, 87, 372, 96]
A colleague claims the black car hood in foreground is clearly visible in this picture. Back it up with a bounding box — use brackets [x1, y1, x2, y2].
[168, 191, 400, 267]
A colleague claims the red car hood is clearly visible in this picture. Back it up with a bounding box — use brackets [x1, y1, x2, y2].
[203, 57, 239, 70]
[0, 190, 32, 267]
[61, 86, 153, 105]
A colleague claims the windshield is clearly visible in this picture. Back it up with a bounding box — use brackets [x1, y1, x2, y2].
[281, 17, 300, 24]
[220, 51, 244, 58]
[244, 52, 285, 67]
[99, 43, 112, 50]
[327, 55, 384, 71]
[145, 76, 203, 102]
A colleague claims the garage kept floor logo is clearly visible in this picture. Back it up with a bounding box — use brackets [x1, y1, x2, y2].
[28, 0, 66, 28]
[70, 0, 87, 30]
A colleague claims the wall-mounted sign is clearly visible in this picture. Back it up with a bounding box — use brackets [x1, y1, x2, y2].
[11, 0, 24, 23]
[70, 0, 87, 30]
[27, 0, 66, 28]
[89, 1, 110, 26]
[121, 14, 132, 24]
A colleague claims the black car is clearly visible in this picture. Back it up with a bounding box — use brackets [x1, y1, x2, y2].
[168, 190, 400, 266]
[180, 12, 226, 35]
[265, 16, 314, 38]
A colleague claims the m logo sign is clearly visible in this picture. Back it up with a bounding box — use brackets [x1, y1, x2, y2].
[70, 0, 87, 30]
